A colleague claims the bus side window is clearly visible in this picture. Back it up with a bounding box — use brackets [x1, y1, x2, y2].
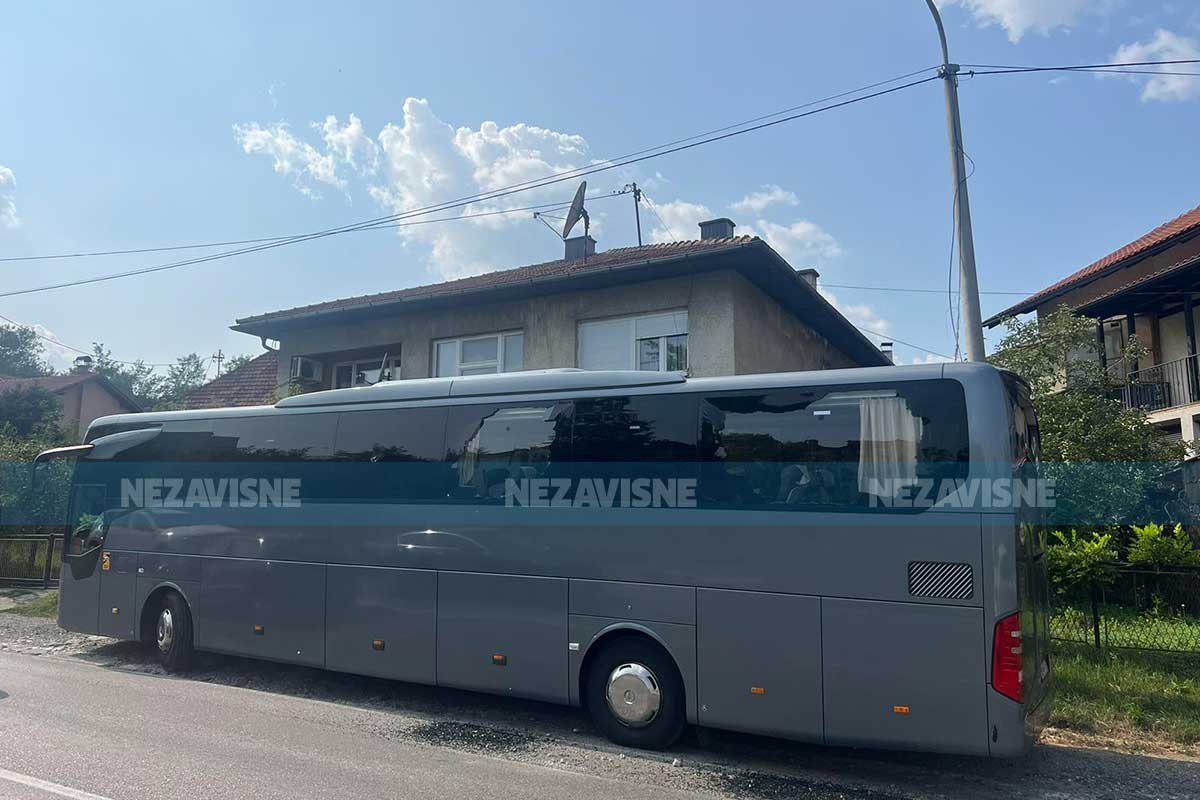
[443, 402, 573, 503]
[572, 394, 699, 481]
[332, 407, 448, 502]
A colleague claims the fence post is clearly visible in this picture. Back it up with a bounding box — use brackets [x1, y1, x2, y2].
[1090, 579, 1102, 651]
[42, 533, 54, 590]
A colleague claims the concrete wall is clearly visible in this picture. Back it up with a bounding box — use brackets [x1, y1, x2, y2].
[270, 268, 857, 389]
[728, 271, 858, 373]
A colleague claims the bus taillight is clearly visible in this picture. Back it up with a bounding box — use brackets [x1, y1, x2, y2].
[991, 612, 1023, 703]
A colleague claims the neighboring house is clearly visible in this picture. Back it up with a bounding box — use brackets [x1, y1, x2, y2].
[0, 373, 141, 438]
[180, 350, 280, 409]
[223, 218, 887, 400]
[984, 202, 1200, 442]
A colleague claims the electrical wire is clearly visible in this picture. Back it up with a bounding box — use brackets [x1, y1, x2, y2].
[0, 311, 174, 367]
[854, 325, 954, 361]
[639, 192, 681, 242]
[0, 73, 941, 299]
[962, 58, 1200, 76]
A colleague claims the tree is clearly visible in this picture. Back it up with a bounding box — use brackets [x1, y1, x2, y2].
[990, 307, 1188, 527]
[0, 385, 66, 438]
[157, 353, 208, 410]
[0, 325, 53, 377]
[89, 344, 207, 410]
[223, 353, 255, 374]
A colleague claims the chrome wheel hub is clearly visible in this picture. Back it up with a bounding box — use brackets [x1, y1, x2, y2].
[156, 608, 174, 654]
[605, 663, 661, 727]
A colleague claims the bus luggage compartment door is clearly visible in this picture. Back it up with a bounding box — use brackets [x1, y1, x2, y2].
[697, 589, 823, 741]
[437, 572, 568, 703]
[822, 597, 988, 754]
[198, 558, 326, 666]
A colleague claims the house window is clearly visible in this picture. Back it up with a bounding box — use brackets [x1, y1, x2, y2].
[578, 310, 688, 372]
[434, 332, 524, 377]
[333, 355, 402, 389]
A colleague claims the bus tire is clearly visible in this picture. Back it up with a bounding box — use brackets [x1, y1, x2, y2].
[153, 591, 195, 672]
[584, 637, 686, 750]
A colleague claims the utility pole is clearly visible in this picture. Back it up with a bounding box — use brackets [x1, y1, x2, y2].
[926, 0, 985, 362]
[626, 182, 644, 246]
[212, 349, 225, 377]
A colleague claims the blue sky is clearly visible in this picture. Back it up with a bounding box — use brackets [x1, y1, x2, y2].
[2, 0, 1199, 373]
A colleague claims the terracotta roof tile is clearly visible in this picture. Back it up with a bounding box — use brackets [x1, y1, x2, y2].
[180, 350, 279, 409]
[235, 236, 756, 327]
[985, 203, 1200, 325]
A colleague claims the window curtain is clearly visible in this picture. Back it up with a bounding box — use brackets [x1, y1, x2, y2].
[857, 396, 924, 497]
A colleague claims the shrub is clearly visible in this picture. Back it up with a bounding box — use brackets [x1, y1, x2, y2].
[1047, 529, 1119, 597]
[1127, 522, 1200, 569]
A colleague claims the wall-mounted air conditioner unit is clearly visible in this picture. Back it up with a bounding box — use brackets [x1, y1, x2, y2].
[289, 356, 323, 382]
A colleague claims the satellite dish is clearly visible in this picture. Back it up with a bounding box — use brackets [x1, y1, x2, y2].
[561, 181, 589, 239]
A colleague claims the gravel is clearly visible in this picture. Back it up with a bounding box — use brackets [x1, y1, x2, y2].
[3, 612, 1198, 800]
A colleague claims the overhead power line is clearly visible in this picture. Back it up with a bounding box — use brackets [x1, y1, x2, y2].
[963, 58, 1200, 76]
[0, 71, 942, 300]
[0, 311, 175, 367]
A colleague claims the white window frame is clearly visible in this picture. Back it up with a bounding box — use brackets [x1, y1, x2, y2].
[577, 310, 688, 372]
[434, 330, 524, 377]
[333, 355, 402, 389]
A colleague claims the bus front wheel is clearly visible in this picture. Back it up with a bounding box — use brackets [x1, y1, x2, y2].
[153, 591, 195, 672]
[584, 637, 686, 750]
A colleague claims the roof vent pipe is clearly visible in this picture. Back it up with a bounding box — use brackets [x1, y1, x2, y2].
[880, 341, 894, 364]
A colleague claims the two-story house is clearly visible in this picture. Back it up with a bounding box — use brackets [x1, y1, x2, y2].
[984, 203, 1200, 443]
[186, 218, 889, 408]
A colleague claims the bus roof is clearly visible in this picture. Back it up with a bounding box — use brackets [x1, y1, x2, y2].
[86, 362, 1000, 431]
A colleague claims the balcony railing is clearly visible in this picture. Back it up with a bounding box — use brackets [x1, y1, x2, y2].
[1121, 353, 1200, 412]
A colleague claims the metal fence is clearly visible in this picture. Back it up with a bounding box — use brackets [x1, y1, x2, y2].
[0, 535, 62, 588]
[1050, 566, 1200, 654]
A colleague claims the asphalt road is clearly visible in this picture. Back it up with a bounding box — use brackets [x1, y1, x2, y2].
[1, 621, 1198, 800]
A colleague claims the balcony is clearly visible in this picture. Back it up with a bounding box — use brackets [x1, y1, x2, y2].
[1120, 353, 1200, 412]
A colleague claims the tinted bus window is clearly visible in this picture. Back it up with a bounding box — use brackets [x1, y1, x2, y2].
[210, 414, 336, 460]
[332, 407, 448, 501]
[444, 402, 573, 503]
[699, 380, 968, 510]
[573, 395, 698, 461]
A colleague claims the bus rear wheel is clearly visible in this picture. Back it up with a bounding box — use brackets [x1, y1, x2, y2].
[153, 591, 195, 672]
[585, 637, 685, 750]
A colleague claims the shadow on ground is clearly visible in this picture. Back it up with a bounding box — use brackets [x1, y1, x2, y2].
[70, 638, 1199, 800]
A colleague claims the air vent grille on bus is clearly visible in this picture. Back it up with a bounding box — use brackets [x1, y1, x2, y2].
[908, 561, 974, 600]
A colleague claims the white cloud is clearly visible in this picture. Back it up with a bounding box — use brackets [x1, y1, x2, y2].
[1109, 29, 1200, 102]
[818, 287, 892, 343]
[645, 199, 713, 243]
[29, 324, 77, 372]
[731, 184, 798, 214]
[237, 98, 597, 279]
[937, 0, 1099, 42]
[233, 121, 345, 199]
[910, 353, 954, 365]
[741, 219, 843, 265]
[0, 164, 18, 228]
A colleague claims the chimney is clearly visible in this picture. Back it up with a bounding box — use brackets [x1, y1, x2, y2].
[880, 341, 894, 364]
[796, 268, 819, 288]
[565, 235, 596, 261]
[698, 218, 736, 240]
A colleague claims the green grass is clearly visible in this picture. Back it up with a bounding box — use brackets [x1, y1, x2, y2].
[1, 590, 59, 618]
[1051, 643, 1200, 746]
[1051, 606, 1200, 653]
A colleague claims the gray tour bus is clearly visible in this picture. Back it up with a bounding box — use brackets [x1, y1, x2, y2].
[38, 362, 1051, 755]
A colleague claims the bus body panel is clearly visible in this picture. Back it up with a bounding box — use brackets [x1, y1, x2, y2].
[569, 579, 695, 626]
[436, 571, 569, 704]
[53, 363, 1050, 756]
[197, 557, 326, 666]
[325, 564, 437, 684]
[97, 551, 138, 639]
[696, 588, 823, 741]
[822, 597, 989, 754]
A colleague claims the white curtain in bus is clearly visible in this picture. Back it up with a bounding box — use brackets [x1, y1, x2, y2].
[857, 396, 924, 497]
